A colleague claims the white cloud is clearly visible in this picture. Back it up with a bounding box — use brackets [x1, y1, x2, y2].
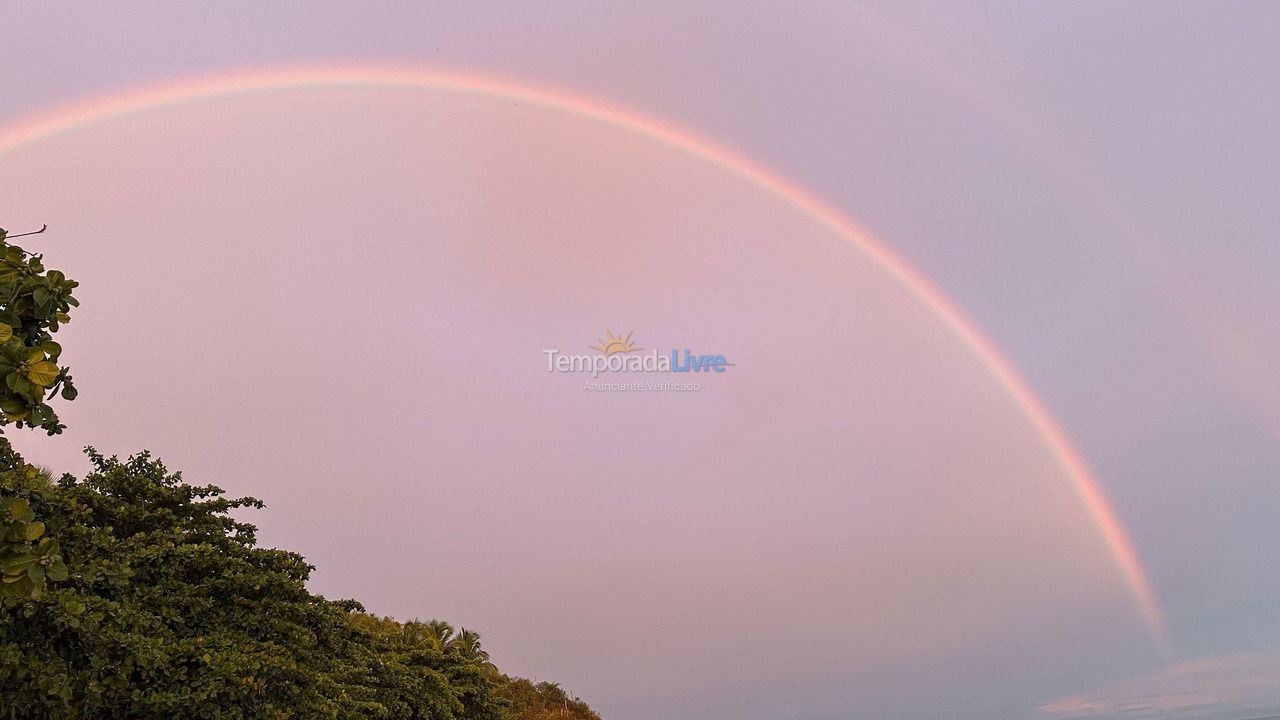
[1038, 653, 1280, 720]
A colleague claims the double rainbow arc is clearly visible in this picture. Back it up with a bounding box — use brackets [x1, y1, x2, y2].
[0, 64, 1169, 652]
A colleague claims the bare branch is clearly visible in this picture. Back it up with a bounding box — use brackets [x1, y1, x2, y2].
[6, 224, 48, 239]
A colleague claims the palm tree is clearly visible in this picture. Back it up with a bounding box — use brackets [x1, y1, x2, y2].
[424, 619, 455, 651]
[399, 621, 435, 650]
[449, 628, 489, 662]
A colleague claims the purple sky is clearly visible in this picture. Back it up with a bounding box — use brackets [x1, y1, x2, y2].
[2, 4, 1279, 719]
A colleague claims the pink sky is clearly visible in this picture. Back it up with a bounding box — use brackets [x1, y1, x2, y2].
[4, 88, 1143, 718]
[3, 4, 1280, 719]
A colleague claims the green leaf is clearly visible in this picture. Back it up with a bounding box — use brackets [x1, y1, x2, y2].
[45, 560, 68, 582]
[26, 361, 59, 387]
[0, 553, 36, 571]
[0, 324, 11, 343]
[1, 575, 34, 597]
[24, 521, 44, 540]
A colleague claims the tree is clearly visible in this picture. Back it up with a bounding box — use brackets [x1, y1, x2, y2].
[0, 454, 69, 601]
[426, 619, 457, 650]
[494, 679, 601, 720]
[0, 448, 509, 720]
[0, 226, 79, 436]
[0, 226, 78, 602]
[450, 628, 490, 663]
[0, 225, 600, 719]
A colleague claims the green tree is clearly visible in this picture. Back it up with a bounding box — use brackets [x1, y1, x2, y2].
[0, 455, 69, 601]
[0, 224, 600, 719]
[450, 628, 490, 663]
[0, 448, 509, 720]
[426, 619, 457, 650]
[0, 226, 79, 436]
[494, 679, 600, 720]
[0, 226, 78, 602]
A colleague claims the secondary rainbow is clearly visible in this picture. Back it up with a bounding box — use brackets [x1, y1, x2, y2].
[0, 64, 1171, 652]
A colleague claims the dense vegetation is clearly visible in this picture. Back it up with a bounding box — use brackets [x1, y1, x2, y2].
[0, 227, 599, 720]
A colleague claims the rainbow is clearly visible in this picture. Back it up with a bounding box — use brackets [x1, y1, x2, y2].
[0, 64, 1170, 652]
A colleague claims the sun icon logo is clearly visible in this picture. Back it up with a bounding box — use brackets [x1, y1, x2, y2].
[589, 330, 642, 355]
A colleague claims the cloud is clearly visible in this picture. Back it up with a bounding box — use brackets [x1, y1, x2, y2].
[1038, 653, 1280, 720]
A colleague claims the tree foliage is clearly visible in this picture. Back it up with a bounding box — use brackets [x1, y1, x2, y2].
[0, 226, 600, 719]
[0, 227, 79, 436]
[0, 447, 527, 719]
[0, 456, 68, 601]
[350, 617, 601, 720]
[0, 226, 77, 603]
[495, 679, 600, 720]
